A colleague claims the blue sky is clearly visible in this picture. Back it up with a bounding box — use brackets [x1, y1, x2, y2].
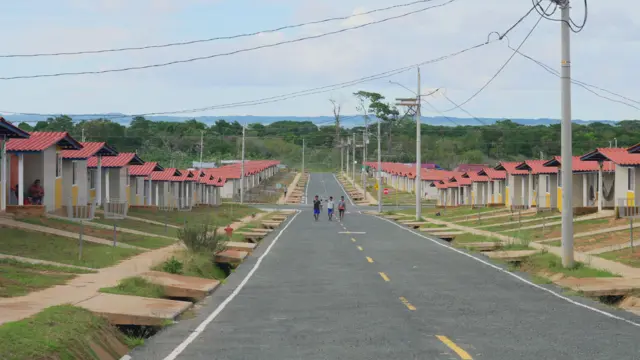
[0, 0, 638, 122]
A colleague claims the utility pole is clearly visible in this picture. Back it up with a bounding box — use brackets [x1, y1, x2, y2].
[559, 0, 574, 267]
[340, 139, 344, 176]
[362, 130, 366, 198]
[415, 67, 422, 220]
[346, 138, 350, 178]
[199, 130, 204, 169]
[352, 133, 356, 187]
[240, 124, 245, 204]
[302, 138, 305, 175]
[81, 128, 86, 142]
[377, 118, 382, 213]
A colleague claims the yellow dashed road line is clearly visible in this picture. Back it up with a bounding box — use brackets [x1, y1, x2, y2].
[399, 296, 416, 311]
[436, 335, 473, 359]
[357, 246, 363, 251]
[351, 238, 356, 242]
[379, 272, 390, 282]
[366, 256, 374, 263]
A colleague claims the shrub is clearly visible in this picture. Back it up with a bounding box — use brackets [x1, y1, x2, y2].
[162, 256, 184, 274]
[178, 222, 227, 254]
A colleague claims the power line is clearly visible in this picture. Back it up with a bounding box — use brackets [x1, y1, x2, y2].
[1, 40, 490, 119]
[0, 0, 445, 58]
[535, 0, 588, 33]
[442, 2, 549, 112]
[0, 0, 457, 81]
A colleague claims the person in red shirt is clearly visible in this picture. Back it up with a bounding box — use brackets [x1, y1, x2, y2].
[28, 179, 44, 205]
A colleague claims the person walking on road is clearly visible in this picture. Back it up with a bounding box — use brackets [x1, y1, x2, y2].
[327, 196, 335, 221]
[313, 195, 322, 221]
[338, 196, 346, 221]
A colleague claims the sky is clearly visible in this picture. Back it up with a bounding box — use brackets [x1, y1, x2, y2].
[0, 0, 638, 122]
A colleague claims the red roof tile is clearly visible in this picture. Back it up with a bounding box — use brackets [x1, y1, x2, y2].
[0, 117, 30, 139]
[453, 164, 488, 172]
[581, 148, 640, 166]
[150, 168, 182, 181]
[514, 160, 557, 174]
[478, 167, 506, 180]
[6, 131, 82, 152]
[87, 152, 144, 168]
[543, 156, 615, 172]
[495, 161, 528, 175]
[449, 175, 472, 186]
[130, 162, 164, 176]
[463, 171, 489, 182]
[62, 142, 118, 159]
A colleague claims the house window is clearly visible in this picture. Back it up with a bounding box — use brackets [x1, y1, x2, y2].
[546, 176, 550, 192]
[558, 170, 562, 187]
[72, 161, 78, 185]
[628, 168, 635, 191]
[88, 170, 95, 189]
[55, 152, 62, 177]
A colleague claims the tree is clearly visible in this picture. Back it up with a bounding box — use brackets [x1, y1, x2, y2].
[329, 98, 341, 147]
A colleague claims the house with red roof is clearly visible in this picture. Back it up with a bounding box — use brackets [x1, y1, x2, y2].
[430, 179, 450, 206]
[543, 156, 615, 211]
[0, 117, 30, 213]
[581, 147, 640, 211]
[87, 152, 145, 208]
[462, 171, 489, 206]
[477, 167, 506, 205]
[6, 131, 83, 213]
[494, 161, 530, 208]
[62, 142, 119, 210]
[149, 168, 182, 207]
[129, 162, 164, 206]
[515, 159, 558, 209]
[448, 175, 472, 205]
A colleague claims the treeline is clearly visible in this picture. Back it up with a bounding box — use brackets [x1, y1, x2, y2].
[16, 99, 640, 171]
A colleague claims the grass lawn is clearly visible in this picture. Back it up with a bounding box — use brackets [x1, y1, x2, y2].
[513, 218, 613, 242]
[419, 222, 447, 229]
[92, 216, 179, 238]
[424, 206, 505, 220]
[366, 184, 416, 205]
[20, 217, 176, 250]
[0, 305, 131, 359]
[100, 276, 166, 299]
[515, 252, 618, 278]
[127, 204, 260, 227]
[599, 248, 640, 268]
[0, 226, 143, 269]
[154, 250, 228, 280]
[245, 171, 296, 203]
[483, 214, 562, 232]
[0, 259, 95, 298]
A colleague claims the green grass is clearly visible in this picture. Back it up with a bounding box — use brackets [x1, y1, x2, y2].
[419, 222, 446, 229]
[20, 216, 176, 249]
[599, 248, 640, 268]
[498, 243, 533, 251]
[547, 240, 561, 247]
[483, 216, 560, 232]
[100, 276, 166, 299]
[0, 226, 143, 268]
[127, 204, 260, 227]
[0, 259, 95, 298]
[512, 218, 611, 242]
[92, 217, 180, 238]
[0, 305, 129, 359]
[517, 252, 618, 278]
[154, 250, 227, 280]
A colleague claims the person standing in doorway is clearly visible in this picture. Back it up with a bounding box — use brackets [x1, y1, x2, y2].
[327, 196, 335, 221]
[313, 195, 321, 221]
[338, 196, 346, 221]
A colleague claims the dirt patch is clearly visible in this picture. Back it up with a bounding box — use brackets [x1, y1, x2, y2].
[573, 230, 636, 252]
[600, 248, 640, 268]
[531, 217, 620, 240]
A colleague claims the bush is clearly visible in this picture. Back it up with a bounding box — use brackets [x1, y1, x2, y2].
[178, 223, 227, 254]
[162, 257, 184, 274]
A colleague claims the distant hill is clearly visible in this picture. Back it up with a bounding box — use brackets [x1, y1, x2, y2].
[2, 113, 620, 127]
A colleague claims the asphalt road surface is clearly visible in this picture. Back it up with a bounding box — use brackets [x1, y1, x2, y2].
[131, 173, 640, 360]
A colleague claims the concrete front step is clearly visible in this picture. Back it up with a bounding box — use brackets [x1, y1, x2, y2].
[419, 227, 451, 233]
[261, 221, 282, 229]
[403, 221, 429, 229]
[620, 296, 640, 316]
[270, 215, 288, 221]
[235, 231, 265, 243]
[77, 293, 192, 326]
[458, 242, 500, 251]
[141, 271, 220, 300]
[224, 241, 257, 254]
[484, 250, 540, 262]
[553, 277, 640, 297]
[215, 249, 249, 265]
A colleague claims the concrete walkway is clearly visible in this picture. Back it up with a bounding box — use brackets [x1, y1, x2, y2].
[447, 208, 511, 221]
[500, 211, 612, 233]
[44, 213, 178, 241]
[0, 253, 96, 272]
[538, 222, 640, 244]
[475, 214, 562, 229]
[341, 172, 379, 205]
[0, 218, 144, 250]
[95, 210, 181, 229]
[453, 210, 535, 223]
[424, 217, 640, 278]
[278, 172, 301, 204]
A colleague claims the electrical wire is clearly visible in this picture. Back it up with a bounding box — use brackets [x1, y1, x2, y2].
[1, 40, 490, 119]
[533, 0, 587, 33]
[442, 2, 548, 112]
[0, 0, 457, 81]
[0, 0, 446, 58]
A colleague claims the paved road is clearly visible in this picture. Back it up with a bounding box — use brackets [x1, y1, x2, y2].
[132, 173, 640, 360]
